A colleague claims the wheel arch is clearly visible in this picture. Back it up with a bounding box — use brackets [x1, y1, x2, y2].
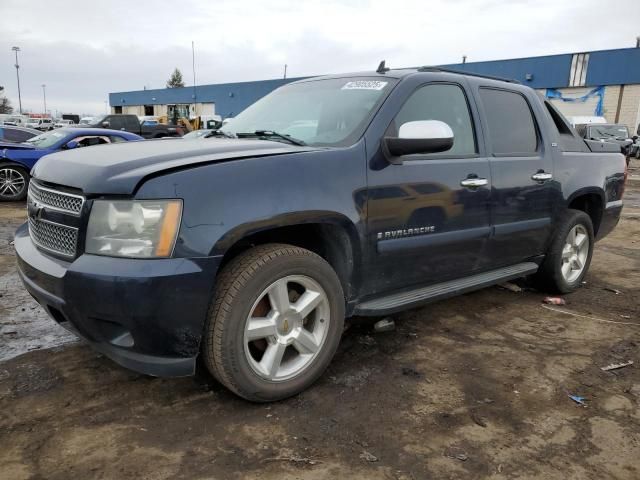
[0, 159, 31, 172]
[212, 212, 362, 302]
[566, 187, 605, 235]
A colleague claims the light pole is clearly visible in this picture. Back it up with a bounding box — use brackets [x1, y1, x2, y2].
[191, 40, 197, 119]
[12, 46, 22, 114]
[42, 84, 47, 116]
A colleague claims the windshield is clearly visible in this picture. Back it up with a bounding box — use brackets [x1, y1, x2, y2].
[590, 124, 630, 139]
[24, 130, 67, 148]
[221, 77, 396, 147]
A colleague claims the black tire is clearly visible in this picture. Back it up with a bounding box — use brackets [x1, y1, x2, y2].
[535, 209, 594, 294]
[202, 243, 345, 402]
[0, 165, 29, 201]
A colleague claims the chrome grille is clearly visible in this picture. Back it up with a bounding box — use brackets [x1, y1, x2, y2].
[28, 182, 85, 215]
[28, 217, 78, 257]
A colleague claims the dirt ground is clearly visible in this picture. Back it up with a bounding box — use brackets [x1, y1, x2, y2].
[1, 171, 639, 480]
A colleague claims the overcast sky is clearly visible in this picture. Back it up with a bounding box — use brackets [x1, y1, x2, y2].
[1, 0, 639, 115]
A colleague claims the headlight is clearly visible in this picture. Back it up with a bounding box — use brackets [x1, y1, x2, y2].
[86, 199, 182, 258]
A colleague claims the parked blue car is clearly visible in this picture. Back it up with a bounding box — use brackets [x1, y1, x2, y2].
[0, 127, 142, 201]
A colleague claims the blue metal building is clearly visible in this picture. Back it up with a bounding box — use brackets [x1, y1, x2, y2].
[109, 77, 305, 120]
[110, 47, 640, 129]
[441, 47, 640, 88]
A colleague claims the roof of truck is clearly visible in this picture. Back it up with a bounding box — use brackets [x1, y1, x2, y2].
[295, 66, 520, 85]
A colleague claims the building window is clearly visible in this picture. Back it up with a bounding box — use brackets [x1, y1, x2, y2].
[569, 53, 589, 87]
[114, 106, 122, 114]
[144, 105, 154, 116]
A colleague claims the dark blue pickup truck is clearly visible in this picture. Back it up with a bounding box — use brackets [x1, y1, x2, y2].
[15, 67, 626, 401]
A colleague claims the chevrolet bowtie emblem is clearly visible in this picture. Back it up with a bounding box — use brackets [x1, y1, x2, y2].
[28, 200, 43, 220]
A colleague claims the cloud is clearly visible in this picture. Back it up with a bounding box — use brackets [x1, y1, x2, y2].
[1, 0, 638, 114]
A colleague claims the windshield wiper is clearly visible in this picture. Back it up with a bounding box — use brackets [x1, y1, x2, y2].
[207, 130, 236, 139]
[237, 130, 307, 146]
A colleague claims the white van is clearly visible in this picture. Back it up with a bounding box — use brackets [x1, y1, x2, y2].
[567, 116, 607, 127]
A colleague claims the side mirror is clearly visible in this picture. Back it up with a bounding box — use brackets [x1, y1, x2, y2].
[384, 120, 454, 163]
[65, 140, 79, 150]
[633, 135, 638, 142]
[101, 121, 110, 128]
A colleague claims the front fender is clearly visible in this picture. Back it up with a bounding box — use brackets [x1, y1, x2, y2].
[134, 144, 367, 261]
[210, 210, 361, 256]
[1, 147, 43, 171]
[0, 159, 33, 172]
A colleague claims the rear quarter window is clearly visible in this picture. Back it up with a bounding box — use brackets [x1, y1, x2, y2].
[4, 129, 33, 142]
[480, 88, 538, 155]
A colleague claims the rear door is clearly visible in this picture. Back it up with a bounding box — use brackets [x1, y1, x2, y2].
[125, 116, 141, 133]
[364, 77, 493, 295]
[474, 85, 554, 266]
[107, 116, 122, 130]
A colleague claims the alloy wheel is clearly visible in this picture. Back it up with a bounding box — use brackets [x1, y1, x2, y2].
[0, 168, 27, 199]
[243, 275, 331, 382]
[561, 224, 589, 283]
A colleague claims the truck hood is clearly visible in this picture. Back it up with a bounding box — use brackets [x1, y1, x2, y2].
[32, 138, 322, 195]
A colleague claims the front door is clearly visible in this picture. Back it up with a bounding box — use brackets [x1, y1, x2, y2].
[364, 80, 492, 296]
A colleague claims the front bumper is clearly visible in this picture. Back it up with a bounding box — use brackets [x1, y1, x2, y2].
[14, 222, 221, 377]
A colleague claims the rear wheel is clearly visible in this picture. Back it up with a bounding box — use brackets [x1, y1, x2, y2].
[0, 166, 28, 201]
[536, 210, 594, 293]
[202, 244, 345, 402]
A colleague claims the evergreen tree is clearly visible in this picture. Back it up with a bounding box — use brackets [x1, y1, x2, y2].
[166, 68, 185, 88]
[0, 96, 13, 114]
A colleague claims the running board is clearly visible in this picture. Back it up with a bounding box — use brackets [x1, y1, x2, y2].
[354, 262, 538, 316]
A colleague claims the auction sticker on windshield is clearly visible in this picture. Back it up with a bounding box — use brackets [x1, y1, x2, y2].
[342, 80, 388, 90]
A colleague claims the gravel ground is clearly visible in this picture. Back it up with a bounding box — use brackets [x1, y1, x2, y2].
[0, 170, 639, 480]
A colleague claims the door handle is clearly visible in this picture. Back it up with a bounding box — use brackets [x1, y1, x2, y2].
[531, 172, 553, 182]
[460, 178, 488, 188]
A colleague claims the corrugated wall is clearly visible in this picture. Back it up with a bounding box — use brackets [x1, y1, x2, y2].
[109, 77, 305, 119]
[109, 48, 640, 124]
[442, 53, 573, 89]
[587, 48, 640, 86]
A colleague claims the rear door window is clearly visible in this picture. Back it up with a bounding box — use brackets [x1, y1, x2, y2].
[108, 116, 125, 130]
[1, 128, 33, 142]
[75, 136, 111, 147]
[480, 88, 538, 155]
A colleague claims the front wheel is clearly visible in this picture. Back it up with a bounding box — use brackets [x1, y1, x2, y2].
[0, 165, 29, 201]
[535, 210, 594, 293]
[202, 244, 345, 402]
